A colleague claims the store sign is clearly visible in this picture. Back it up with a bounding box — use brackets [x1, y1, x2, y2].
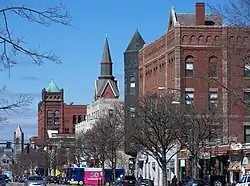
[230, 143, 242, 151]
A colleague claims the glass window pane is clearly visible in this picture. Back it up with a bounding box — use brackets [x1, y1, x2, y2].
[245, 135, 250, 143]
[210, 92, 218, 99]
[245, 128, 250, 135]
[186, 100, 192, 105]
[186, 63, 193, 70]
[186, 93, 194, 99]
[130, 82, 135, 88]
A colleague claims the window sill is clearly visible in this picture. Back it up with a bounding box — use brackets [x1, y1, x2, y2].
[243, 77, 250, 80]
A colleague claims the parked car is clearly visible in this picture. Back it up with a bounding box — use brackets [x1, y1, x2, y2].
[24, 176, 47, 186]
[49, 176, 59, 184]
[0, 175, 6, 186]
[121, 175, 137, 186]
[183, 178, 208, 186]
[140, 179, 154, 186]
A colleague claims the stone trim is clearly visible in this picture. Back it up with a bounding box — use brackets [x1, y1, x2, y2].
[185, 88, 194, 91]
[209, 88, 218, 92]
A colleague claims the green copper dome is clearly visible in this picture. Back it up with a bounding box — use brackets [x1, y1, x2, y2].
[46, 80, 60, 93]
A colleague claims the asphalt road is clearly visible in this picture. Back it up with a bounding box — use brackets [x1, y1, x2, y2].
[8, 183, 66, 186]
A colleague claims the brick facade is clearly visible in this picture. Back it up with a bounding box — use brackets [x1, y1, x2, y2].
[38, 85, 87, 143]
[138, 2, 250, 179]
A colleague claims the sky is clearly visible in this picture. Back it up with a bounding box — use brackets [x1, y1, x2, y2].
[0, 0, 228, 141]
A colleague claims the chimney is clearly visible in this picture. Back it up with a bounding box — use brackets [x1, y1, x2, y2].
[196, 2, 205, 25]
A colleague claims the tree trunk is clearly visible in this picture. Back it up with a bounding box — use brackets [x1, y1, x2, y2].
[162, 163, 168, 186]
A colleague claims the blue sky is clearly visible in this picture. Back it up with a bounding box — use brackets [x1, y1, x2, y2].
[0, 0, 228, 141]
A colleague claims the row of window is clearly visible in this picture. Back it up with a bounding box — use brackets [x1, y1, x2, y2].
[184, 90, 218, 109]
[73, 115, 86, 124]
[185, 56, 217, 77]
[46, 110, 86, 125]
[185, 56, 250, 78]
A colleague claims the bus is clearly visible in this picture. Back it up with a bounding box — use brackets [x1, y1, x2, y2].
[66, 168, 84, 185]
[84, 168, 103, 185]
[103, 168, 125, 186]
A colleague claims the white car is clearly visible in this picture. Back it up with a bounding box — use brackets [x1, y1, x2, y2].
[236, 175, 250, 186]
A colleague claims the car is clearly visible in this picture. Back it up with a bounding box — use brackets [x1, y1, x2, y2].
[0, 175, 6, 186]
[140, 179, 154, 186]
[48, 176, 59, 184]
[3, 175, 10, 183]
[24, 176, 47, 186]
[121, 175, 137, 186]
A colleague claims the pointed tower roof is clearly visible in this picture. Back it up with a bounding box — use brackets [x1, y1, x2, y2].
[101, 36, 112, 64]
[15, 125, 23, 136]
[46, 80, 60, 93]
[95, 35, 119, 100]
[125, 30, 145, 52]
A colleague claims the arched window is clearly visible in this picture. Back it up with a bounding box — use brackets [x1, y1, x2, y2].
[244, 56, 250, 77]
[47, 110, 53, 126]
[78, 115, 82, 123]
[185, 56, 194, 77]
[83, 115, 86, 121]
[209, 56, 217, 77]
[73, 115, 77, 124]
[130, 77, 135, 88]
[130, 76, 136, 94]
[54, 110, 60, 125]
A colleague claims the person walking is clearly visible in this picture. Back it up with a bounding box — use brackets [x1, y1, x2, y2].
[172, 175, 177, 186]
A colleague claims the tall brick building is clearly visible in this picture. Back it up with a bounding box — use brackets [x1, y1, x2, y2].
[38, 80, 87, 142]
[137, 2, 250, 181]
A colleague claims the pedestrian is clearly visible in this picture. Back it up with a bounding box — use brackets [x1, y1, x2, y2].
[172, 175, 177, 186]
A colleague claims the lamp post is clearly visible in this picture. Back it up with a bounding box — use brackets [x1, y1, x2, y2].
[158, 86, 196, 178]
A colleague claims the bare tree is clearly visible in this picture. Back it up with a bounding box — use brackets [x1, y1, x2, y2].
[175, 106, 222, 178]
[131, 94, 183, 186]
[209, 0, 250, 29]
[0, 3, 71, 120]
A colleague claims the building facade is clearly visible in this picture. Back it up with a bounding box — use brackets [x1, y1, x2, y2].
[138, 1, 250, 182]
[76, 36, 121, 134]
[124, 31, 145, 156]
[14, 125, 24, 159]
[38, 80, 87, 143]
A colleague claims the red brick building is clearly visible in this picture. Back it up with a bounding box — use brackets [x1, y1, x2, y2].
[138, 2, 250, 180]
[38, 80, 87, 142]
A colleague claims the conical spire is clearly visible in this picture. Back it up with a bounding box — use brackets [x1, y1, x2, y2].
[46, 80, 60, 92]
[100, 35, 113, 78]
[125, 30, 145, 52]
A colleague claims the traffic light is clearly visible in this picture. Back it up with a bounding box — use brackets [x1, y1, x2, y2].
[6, 141, 12, 149]
[49, 144, 53, 150]
[27, 143, 30, 153]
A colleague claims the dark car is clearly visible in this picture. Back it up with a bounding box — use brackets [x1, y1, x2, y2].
[184, 178, 208, 186]
[140, 179, 154, 186]
[122, 175, 137, 186]
[49, 176, 59, 184]
[0, 175, 6, 186]
[3, 175, 11, 183]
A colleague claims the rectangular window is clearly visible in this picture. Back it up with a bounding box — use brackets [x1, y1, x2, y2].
[130, 107, 135, 118]
[47, 118, 53, 126]
[185, 91, 194, 105]
[244, 126, 250, 143]
[244, 59, 250, 77]
[130, 82, 135, 88]
[244, 91, 250, 102]
[185, 63, 193, 77]
[209, 92, 218, 110]
[209, 63, 217, 77]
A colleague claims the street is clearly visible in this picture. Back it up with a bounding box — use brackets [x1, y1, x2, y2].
[8, 184, 66, 186]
